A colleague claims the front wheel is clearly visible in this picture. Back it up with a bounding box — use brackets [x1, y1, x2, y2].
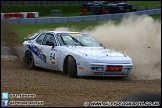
[68, 56, 77, 78]
[24, 50, 35, 69]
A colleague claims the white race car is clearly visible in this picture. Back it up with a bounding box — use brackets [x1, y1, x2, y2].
[23, 31, 133, 78]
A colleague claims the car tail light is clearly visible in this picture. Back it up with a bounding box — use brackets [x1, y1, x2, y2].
[106, 66, 123, 72]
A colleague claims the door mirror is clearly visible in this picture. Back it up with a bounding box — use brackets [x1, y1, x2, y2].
[46, 41, 54, 48]
[99, 43, 103, 47]
[24, 37, 29, 41]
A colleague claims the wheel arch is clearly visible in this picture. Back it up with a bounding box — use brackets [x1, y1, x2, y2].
[63, 55, 76, 74]
[24, 49, 34, 58]
[24, 49, 36, 62]
[24, 50, 31, 61]
[23, 49, 36, 69]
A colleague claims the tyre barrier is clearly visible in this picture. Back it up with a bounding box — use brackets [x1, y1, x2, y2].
[1, 12, 39, 19]
[2, 8, 161, 24]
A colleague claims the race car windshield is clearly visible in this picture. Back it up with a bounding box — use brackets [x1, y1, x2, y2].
[57, 33, 101, 47]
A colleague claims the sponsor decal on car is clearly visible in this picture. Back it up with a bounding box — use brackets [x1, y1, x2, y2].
[49, 50, 57, 65]
[27, 45, 46, 63]
[69, 33, 82, 36]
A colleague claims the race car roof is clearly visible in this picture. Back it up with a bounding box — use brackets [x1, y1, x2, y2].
[41, 31, 84, 34]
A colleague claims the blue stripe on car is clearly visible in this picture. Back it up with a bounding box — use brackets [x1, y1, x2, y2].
[27, 45, 46, 63]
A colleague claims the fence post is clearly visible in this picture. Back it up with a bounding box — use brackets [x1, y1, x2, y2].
[18, 19, 20, 24]
[82, 16, 84, 22]
[67, 17, 69, 22]
[35, 18, 37, 24]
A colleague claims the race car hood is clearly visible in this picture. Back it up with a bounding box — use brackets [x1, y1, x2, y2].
[73, 47, 125, 57]
[67, 46, 132, 64]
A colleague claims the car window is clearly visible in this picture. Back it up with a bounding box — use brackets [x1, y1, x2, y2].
[57, 33, 84, 46]
[56, 33, 101, 47]
[42, 33, 57, 46]
[36, 33, 46, 45]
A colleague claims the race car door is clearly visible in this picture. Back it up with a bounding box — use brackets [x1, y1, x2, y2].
[32, 33, 46, 66]
[39, 33, 58, 70]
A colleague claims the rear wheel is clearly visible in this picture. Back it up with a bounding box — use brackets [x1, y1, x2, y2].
[24, 50, 35, 69]
[68, 56, 77, 78]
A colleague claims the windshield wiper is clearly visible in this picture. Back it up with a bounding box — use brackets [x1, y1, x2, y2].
[69, 36, 85, 46]
[60, 35, 67, 45]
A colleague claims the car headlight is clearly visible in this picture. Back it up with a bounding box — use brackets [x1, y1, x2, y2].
[124, 68, 129, 72]
[91, 67, 103, 71]
[96, 67, 103, 71]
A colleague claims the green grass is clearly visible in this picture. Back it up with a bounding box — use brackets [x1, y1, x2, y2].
[2, 14, 159, 44]
[10, 21, 103, 44]
[151, 14, 161, 20]
[1, 2, 161, 44]
[127, 1, 161, 7]
[1, 1, 161, 17]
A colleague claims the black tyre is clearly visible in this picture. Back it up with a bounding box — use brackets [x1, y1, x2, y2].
[24, 50, 35, 69]
[68, 56, 77, 78]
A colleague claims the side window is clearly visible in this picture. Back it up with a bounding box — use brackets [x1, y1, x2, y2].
[36, 33, 45, 44]
[42, 33, 57, 46]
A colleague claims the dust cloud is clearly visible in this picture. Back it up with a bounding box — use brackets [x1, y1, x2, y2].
[53, 14, 161, 80]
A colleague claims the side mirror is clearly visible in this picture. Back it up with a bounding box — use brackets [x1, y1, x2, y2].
[46, 41, 54, 48]
[99, 43, 103, 46]
[24, 37, 29, 41]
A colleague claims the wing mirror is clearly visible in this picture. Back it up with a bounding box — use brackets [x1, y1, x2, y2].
[46, 41, 54, 48]
[99, 43, 103, 46]
[24, 37, 29, 41]
[99, 43, 106, 48]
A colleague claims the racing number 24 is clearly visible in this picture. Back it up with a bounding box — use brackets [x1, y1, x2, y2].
[50, 53, 55, 60]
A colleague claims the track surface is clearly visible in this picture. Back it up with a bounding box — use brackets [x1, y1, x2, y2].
[1, 46, 161, 107]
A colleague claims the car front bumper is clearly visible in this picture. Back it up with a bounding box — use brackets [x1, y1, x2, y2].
[77, 62, 133, 77]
